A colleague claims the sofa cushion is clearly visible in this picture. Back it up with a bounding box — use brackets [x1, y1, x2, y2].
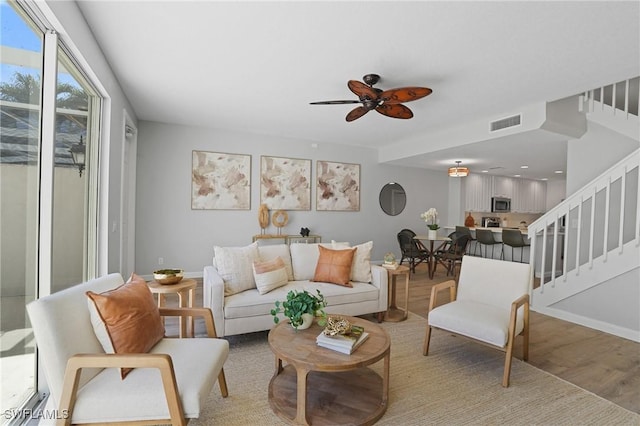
[214, 242, 260, 296]
[257, 244, 293, 280]
[312, 246, 356, 287]
[86, 274, 165, 378]
[253, 256, 289, 294]
[224, 281, 379, 319]
[428, 300, 523, 347]
[70, 337, 229, 422]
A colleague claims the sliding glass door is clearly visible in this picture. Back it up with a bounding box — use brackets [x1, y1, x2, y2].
[0, 0, 43, 414]
[0, 0, 102, 420]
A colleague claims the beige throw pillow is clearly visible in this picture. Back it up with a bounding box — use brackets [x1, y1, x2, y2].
[214, 242, 260, 296]
[253, 256, 289, 294]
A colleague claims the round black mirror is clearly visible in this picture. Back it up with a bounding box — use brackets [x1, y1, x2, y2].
[379, 183, 406, 216]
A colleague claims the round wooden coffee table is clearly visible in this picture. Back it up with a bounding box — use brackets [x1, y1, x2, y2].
[268, 315, 390, 425]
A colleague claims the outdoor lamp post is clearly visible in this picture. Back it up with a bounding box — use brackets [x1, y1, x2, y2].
[70, 135, 86, 177]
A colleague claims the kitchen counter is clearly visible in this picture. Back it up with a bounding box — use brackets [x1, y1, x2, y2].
[444, 226, 528, 234]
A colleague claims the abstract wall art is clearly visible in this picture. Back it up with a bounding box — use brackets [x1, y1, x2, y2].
[191, 151, 251, 210]
[316, 160, 360, 211]
[260, 156, 311, 210]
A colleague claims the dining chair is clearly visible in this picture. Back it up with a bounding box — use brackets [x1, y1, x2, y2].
[433, 232, 471, 278]
[455, 225, 478, 256]
[397, 229, 429, 273]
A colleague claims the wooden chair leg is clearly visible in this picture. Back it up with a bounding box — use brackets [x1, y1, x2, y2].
[218, 368, 229, 397]
[502, 338, 515, 387]
[423, 326, 433, 356]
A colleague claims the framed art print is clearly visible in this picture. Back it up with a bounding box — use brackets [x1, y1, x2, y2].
[316, 160, 360, 211]
[191, 151, 251, 210]
[260, 156, 311, 210]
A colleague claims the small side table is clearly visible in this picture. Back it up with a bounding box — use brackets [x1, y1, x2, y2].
[147, 278, 197, 337]
[384, 265, 410, 322]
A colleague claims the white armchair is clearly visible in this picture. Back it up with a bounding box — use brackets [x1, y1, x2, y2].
[423, 256, 531, 387]
[26, 273, 229, 425]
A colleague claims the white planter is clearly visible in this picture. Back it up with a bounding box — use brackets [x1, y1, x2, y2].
[293, 313, 314, 330]
[428, 229, 438, 239]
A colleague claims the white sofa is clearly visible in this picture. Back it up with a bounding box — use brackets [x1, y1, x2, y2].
[203, 242, 389, 337]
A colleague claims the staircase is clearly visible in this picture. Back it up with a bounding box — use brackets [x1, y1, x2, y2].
[528, 77, 639, 342]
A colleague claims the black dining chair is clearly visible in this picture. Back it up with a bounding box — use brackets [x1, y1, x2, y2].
[433, 232, 471, 278]
[397, 229, 429, 273]
[455, 225, 478, 256]
[475, 229, 503, 260]
[502, 229, 531, 262]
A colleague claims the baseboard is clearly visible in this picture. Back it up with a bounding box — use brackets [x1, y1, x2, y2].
[532, 305, 640, 343]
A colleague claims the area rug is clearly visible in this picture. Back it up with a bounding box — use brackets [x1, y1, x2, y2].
[192, 314, 639, 425]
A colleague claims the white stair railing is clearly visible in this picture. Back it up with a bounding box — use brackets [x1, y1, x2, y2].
[527, 149, 639, 307]
[579, 77, 639, 118]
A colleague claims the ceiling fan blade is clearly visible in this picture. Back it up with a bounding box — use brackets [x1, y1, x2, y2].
[347, 80, 378, 100]
[375, 103, 414, 119]
[380, 87, 432, 104]
[310, 100, 361, 105]
[346, 106, 370, 122]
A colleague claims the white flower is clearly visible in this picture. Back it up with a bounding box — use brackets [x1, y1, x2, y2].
[420, 208, 439, 230]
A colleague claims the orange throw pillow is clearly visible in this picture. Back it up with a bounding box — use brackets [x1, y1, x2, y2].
[86, 273, 165, 378]
[312, 246, 356, 287]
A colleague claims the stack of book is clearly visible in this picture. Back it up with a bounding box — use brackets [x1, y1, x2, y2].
[316, 325, 369, 354]
[382, 262, 399, 270]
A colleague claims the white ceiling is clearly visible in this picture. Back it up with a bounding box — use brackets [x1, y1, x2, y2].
[76, 1, 639, 180]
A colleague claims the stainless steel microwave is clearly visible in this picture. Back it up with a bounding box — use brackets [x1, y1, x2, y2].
[491, 197, 511, 213]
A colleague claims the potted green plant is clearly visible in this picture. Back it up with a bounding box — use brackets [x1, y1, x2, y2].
[270, 289, 327, 330]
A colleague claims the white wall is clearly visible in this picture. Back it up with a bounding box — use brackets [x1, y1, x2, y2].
[545, 179, 566, 211]
[566, 121, 639, 194]
[135, 121, 450, 275]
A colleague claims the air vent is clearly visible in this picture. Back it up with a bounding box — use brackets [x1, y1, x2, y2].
[490, 114, 521, 132]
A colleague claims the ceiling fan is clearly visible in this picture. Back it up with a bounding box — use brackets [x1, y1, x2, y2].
[310, 74, 432, 122]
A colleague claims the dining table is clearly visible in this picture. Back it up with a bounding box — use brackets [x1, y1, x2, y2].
[413, 235, 451, 279]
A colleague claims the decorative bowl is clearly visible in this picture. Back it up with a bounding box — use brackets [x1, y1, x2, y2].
[153, 269, 184, 285]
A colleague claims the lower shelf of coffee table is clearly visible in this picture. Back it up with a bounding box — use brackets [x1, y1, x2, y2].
[269, 365, 386, 425]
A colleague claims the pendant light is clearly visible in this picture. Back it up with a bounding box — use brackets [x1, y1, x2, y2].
[448, 160, 469, 177]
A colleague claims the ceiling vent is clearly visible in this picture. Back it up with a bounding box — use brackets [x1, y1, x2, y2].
[490, 114, 521, 132]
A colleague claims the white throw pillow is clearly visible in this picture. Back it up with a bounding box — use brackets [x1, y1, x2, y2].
[258, 244, 293, 281]
[253, 256, 289, 294]
[350, 241, 373, 283]
[331, 240, 373, 283]
[214, 242, 260, 296]
[289, 243, 321, 280]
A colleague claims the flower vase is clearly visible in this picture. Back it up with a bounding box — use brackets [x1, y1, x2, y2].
[293, 313, 314, 330]
[428, 229, 438, 239]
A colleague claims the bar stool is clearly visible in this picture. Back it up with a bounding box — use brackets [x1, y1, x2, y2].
[456, 226, 478, 256]
[502, 229, 530, 262]
[475, 229, 503, 260]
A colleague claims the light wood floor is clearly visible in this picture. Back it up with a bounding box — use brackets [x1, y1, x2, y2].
[166, 265, 639, 414]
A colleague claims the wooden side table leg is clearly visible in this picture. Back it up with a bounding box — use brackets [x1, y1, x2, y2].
[294, 367, 310, 425]
[177, 291, 186, 338]
[389, 277, 397, 309]
[402, 273, 410, 320]
[188, 287, 195, 337]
